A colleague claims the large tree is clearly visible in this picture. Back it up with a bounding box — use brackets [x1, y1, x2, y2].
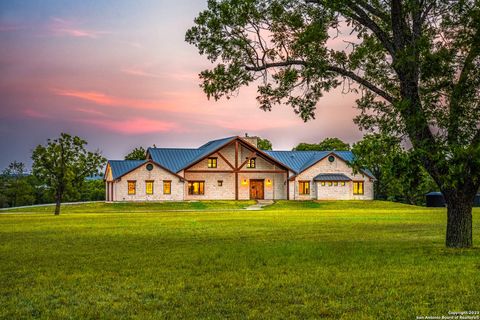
[293, 137, 350, 151]
[32, 133, 106, 215]
[187, 0, 480, 247]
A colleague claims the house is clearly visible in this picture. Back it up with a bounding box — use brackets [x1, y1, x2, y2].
[104, 136, 374, 201]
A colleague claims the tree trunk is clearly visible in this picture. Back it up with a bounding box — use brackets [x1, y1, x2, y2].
[54, 193, 62, 215]
[444, 191, 475, 248]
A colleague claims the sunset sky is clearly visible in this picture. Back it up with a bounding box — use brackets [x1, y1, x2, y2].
[0, 0, 362, 169]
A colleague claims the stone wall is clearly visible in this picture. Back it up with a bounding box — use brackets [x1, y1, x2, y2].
[112, 162, 184, 201]
[291, 154, 374, 200]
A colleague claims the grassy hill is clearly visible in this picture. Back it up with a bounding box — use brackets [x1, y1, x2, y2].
[1, 201, 479, 319]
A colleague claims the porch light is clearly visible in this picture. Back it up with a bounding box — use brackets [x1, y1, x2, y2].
[242, 179, 248, 185]
[266, 179, 271, 185]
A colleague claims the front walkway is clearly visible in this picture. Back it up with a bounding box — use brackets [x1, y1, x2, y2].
[245, 200, 274, 210]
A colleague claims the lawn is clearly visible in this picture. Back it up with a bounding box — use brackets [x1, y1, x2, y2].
[1, 201, 479, 319]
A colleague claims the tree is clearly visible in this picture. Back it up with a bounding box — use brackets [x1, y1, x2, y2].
[257, 137, 273, 150]
[294, 137, 350, 151]
[32, 133, 106, 215]
[0, 161, 35, 207]
[351, 133, 436, 204]
[187, 1, 480, 247]
[125, 147, 147, 160]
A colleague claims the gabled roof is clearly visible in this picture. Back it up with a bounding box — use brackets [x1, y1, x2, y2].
[106, 137, 374, 180]
[107, 160, 146, 180]
[147, 136, 237, 173]
[265, 150, 374, 178]
[314, 173, 352, 181]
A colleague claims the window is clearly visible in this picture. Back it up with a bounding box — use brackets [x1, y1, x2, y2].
[321, 182, 326, 186]
[207, 157, 217, 168]
[341, 182, 346, 186]
[218, 180, 223, 187]
[353, 181, 364, 195]
[299, 181, 310, 195]
[146, 181, 154, 195]
[328, 181, 333, 186]
[146, 163, 154, 171]
[328, 155, 335, 162]
[334, 181, 338, 186]
[163, 180, 171, 194]
[246, 158, 256, 168]
[128, 181, 136, 195]
[188, 181, 205, 195]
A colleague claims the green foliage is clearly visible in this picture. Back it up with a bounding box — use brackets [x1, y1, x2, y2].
[125, 146, 147, 160]
[293, 137, 350, 151]
[1, 202, 479, 318]
[257, 137, 273, 150]
[0, 162, 35, 208]
[352, 134, 437, 205]
[31, 133, 106, 214]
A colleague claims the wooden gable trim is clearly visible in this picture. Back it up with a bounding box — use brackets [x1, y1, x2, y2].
[217, 151, 235, 170]
[236, 137, 293, 172]
[238, 150, 256, 170]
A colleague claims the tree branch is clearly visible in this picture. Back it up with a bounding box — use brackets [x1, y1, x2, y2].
[305, 0, 395, 56]
[245, 61, 395, 103]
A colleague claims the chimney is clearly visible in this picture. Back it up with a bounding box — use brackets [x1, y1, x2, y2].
[243, 134, 258, 148]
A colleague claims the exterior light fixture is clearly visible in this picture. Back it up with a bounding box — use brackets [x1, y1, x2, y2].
[266, 179, 271, 185]
[242, 179, 248, 185]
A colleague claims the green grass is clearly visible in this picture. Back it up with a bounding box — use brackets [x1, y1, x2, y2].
[1, 200, 256, 214]
[1, 201, 479, 319]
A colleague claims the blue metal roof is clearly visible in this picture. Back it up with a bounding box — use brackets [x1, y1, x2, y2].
[108, 160, 146, 179]
[314, 173, 352, 181]
[147, 136, 237, 173]
[265, 150, 374, 178]
[106, 137, 375, 180]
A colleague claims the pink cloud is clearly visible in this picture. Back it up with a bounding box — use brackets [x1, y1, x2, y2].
[23, 108, 50, 119]
[52, 88, 219, 116]
[75, 108, 105, 116]
[80, 118, 180, 134]
[48, 17, 110, 39]
[121, 67, 162, 78]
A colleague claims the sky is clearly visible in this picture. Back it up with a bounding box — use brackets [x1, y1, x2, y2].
[0, 0, 362, 169]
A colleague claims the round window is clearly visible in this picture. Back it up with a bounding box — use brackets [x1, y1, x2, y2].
[146, 163, 154, 171]
[328, 155, 335, 163]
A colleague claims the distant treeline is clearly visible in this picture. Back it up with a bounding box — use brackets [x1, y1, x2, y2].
[0, 161, 104, 209]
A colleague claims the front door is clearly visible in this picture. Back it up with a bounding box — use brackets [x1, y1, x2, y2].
[249, 179, 264, 200]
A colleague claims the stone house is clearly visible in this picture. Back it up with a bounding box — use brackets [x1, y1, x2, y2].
[104, 136, 374, 201]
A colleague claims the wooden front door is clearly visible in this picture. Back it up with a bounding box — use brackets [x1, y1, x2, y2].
[249, 179, 264, 200]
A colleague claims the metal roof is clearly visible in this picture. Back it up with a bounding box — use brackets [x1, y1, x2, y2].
[108, 160, 146, 180]
[106, 137, 375, 180]
[314, 173, 352, 181]
[147, 136, 237, 173]
[264, 150, 365, 172]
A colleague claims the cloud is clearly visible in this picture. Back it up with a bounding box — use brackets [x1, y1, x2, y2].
[52, 88, 220, 116]
[75, 108, 105, 116]
[121, 67, 163, 79]
[0, 24, 25, 32]
[80, 117, 180, 134]
[23, 108, 51, 119]
[48, 17, 110, 39]
[53, 88, 172, 110]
